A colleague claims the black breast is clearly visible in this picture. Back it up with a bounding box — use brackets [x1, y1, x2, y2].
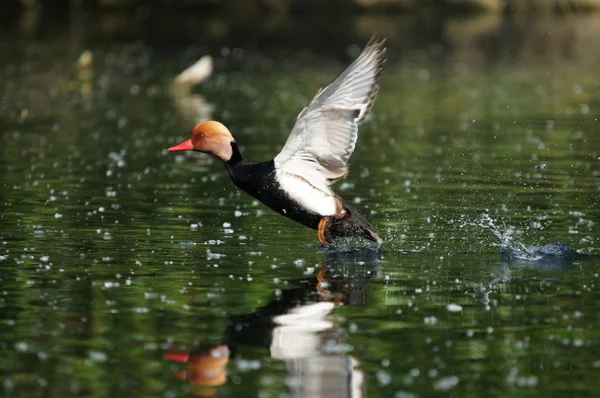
[224, 143, 321, 230]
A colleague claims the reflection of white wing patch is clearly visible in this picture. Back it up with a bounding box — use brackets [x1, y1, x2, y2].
[270, 302, 335, 359]
[276, 170, 337, 216]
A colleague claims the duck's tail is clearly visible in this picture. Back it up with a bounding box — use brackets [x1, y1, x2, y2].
[332, 202, 383, 244]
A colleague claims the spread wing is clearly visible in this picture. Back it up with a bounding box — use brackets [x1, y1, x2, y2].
[273, 34, 386, 195]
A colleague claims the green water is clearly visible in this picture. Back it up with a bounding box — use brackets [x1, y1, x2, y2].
[1, 9, 600, 398]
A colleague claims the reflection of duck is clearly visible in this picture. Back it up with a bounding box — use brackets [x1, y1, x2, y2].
[164, 252, 381, 397]
[164, 345, 229, 396]
[168, 35, 386, 246]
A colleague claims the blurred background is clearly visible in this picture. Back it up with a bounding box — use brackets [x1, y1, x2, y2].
[5, 0, 600, 61]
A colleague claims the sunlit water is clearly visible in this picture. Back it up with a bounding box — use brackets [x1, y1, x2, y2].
[1, 9, 600, 398]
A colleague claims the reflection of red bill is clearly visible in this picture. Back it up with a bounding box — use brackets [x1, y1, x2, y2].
[163, 352, 190, 363]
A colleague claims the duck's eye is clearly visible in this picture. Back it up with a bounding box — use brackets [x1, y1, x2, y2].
[197, 133, 205, 139]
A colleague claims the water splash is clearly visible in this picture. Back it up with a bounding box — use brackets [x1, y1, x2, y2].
[324, 237, 382, 254]
[473, 213, 525, 251]
[468, 213, 581, 262]
[457, 212, 527, 253]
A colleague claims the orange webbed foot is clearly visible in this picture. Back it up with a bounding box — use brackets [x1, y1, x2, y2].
[318, 209, 348, 245]
[317, 217, 334, 245]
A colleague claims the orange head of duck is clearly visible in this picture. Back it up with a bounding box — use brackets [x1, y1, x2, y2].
[168, 121, 234, 161]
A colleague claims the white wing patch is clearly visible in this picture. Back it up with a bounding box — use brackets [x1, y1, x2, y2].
[276, 170, 337, 216]
[274, 34, 386, 197]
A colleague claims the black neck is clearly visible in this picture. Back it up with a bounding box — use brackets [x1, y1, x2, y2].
[225, 142, 246, 167]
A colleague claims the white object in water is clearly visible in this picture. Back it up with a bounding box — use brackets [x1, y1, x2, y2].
[174, 55, 213, 86]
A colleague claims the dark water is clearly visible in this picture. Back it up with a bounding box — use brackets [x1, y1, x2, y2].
[1, 8, 600, 398]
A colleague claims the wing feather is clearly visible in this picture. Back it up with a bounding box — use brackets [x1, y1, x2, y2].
[274, 34, 386, 195]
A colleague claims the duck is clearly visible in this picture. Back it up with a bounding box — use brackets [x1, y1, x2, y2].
[169, 34, 386, 246]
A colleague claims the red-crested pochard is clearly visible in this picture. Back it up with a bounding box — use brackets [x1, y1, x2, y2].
[169, 35, 386, 245]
